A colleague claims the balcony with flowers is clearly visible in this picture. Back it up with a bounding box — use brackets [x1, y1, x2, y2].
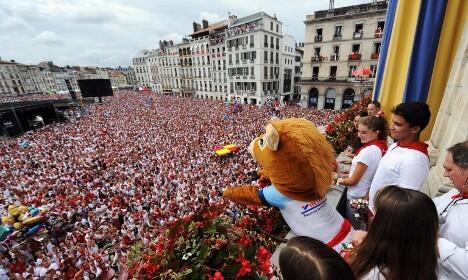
[348, 53, 362, 61]
[311, 55, 325, 63]
[371, 52, 380, 60]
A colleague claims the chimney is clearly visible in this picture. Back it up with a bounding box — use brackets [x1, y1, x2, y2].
[193, 22, 201, 32]
[169, 40, 173, 46]
[10, 60, 15, 63]
[202, 19, 209, 29]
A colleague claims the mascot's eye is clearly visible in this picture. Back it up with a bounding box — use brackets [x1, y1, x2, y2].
[258, 138, 266, 150]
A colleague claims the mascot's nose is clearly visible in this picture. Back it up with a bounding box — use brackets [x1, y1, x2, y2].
[248, 139, 256, 160]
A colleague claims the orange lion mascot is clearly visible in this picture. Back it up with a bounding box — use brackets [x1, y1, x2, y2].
[223, 118, 352, 251]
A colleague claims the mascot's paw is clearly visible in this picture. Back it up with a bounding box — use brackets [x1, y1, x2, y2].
[223, 185, 263, 206]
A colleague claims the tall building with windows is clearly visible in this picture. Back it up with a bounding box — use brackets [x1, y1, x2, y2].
[300, 1, 388, 109]
[133, 50, 152, 88]
[226, 12, 286, 105]
[133, 11, 302, 106]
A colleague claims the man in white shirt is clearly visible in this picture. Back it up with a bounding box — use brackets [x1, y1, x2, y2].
[369, 102, 431, 213]
[433, 141, 468, 280]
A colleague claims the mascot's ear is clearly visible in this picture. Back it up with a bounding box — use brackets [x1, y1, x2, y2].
[264, 124, 279, 151]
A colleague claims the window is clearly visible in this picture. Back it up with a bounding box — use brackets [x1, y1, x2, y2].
[354, 23, 363, 33]
[370, 65, 377, 78]
[349, 65, 357, 77]
[352, 44, 360, 53]
[270, 36, 274, 48]
[377, 21, 385, 30]
[270, 22, 273, 30]
[314, 47, 321, 56]
[264, 66, 268, 78]
[312, 67, 320, 81]
[373, 42, 381, 54]
[334, 25, 343, 38]
[276, 38, 279, 49]
[315, 28, 323, 42]
[264, 35, 268, 47]
[329, 66, 337, 80]
[264, 51, 268, 63]
[250, 35, 254, 47]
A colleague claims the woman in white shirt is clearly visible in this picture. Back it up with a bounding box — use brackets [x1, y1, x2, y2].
[349, 186, 439, 280]
[337, 116, 388, 229]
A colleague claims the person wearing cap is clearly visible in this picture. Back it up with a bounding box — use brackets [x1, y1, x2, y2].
[433, 141, 468, 279]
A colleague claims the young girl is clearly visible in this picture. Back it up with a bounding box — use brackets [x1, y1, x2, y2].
[337, 116, 388, 229]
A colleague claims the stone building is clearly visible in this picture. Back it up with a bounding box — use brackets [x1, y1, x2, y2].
[300, 1, 387, 109]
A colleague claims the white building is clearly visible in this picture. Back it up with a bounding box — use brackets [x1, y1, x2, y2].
[132, 12, 301, 106]
[133, 50, 152, 87]
[300, 1, 387, 109]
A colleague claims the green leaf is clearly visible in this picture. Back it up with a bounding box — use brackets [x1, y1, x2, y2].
[244, 244, 257, 260]
[197, 245, 211, 262]
[211, 249, 229, 266]
[222, 263, 241, 280]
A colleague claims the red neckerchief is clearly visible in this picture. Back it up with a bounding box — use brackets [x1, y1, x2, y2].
[355, 139, 388, 156]
[397, 141, 428, 157]
[451, 192, 468, 199]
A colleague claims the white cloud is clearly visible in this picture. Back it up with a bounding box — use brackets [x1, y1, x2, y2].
[33, 31, 63, 46]
[0, 0, 371, 67]
[199, 11, 222, 23]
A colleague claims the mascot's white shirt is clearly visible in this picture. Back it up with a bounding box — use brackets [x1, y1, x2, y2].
[259, 185, 352, 252]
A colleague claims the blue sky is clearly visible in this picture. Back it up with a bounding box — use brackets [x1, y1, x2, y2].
[0, 0, 370, 67]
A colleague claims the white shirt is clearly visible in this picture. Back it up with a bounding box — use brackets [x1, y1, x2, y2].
[361, 266, 386, 280]
[433, 189, 468, 280]
[261, 185, 352, 252]
[347, 145, 382, 199]
[369, 143, 429, 213]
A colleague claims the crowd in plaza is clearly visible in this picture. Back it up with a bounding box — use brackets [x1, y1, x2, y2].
[1, 91, 467, 280]
[0, 91, 337, 279]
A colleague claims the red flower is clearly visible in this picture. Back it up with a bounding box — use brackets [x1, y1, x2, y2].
[210, 271, 225, 280]
[256, 246, 272, 261]
[236, 256, 252, 277]
[237, 237, 253, 246]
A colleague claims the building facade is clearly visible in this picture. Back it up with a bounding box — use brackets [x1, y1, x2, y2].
[133, 50, 152, 87]
[132, 11, 303, 106]
[300, 1, 387, 109]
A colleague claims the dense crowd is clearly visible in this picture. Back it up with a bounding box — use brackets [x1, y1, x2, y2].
[0, 91, 338, 279]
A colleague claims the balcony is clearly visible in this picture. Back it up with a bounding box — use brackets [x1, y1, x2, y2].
[374, 29, 383, 38]
[242, 59, 247, 64]
[250, 43, 254, 48]
[311, 55, 324, 63]
[243, 75, 247, 79]
[235, 46, 239, 50]
[242, 45, 247, 49]
[333, 34, 342, 41]
[250, 75, 255, 79]
[348, 53, 362, 61]
[353, 31, 363, 39]
[328, 75, 336, 81]
[330, 55, 339, 61]
[264, 43, 268, 47]
[228, 47, 232, 51]
[235, 60, 240, 64]
[311, 75, 318, 81]
[371, 52, 380, 60]
[314, 35, 323, 42]
[270, 44, 274, 49]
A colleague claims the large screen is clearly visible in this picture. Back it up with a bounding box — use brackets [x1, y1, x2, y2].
[77, 79, 114, 98]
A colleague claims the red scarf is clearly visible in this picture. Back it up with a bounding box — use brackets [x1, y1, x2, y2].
[451, 192, 468, 199]
[355, 139, 388, 157]
[397, 141, 429, 157]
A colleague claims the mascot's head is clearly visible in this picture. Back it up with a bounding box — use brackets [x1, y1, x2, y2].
[249, 118, 335, 201]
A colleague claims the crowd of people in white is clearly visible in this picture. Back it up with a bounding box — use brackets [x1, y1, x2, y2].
[0, 91, 338, 279]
